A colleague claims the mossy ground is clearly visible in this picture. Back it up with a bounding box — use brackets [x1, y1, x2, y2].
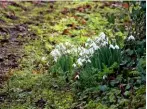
[0, 1, 145, 109]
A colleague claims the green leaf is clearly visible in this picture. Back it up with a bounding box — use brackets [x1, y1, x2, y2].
[99, 85, 108, 92]
[125, 84, 131, 90]
[124, 91, 130, 97]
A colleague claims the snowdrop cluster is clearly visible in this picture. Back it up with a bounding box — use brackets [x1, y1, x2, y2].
[109, 44, 119, 49]
[85, 32, 108, 48]
[50, 42, 76, 62]
[74, 32, 119, 67]
[50, 32, 120, 68]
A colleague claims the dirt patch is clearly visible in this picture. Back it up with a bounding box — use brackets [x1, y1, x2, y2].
[0, 24, 36, 86]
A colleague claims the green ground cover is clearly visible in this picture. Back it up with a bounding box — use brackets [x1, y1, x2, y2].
[0, 1, 145, 109]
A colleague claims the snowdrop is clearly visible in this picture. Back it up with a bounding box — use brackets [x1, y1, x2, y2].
[77, 58, 83, 66]
[85, 43, 89, 47]
[73, 63, 77, 68]
[115, 45, 119, 49]
[87, 59, 91, 63]
[90, 42, 99, 50]
[54, 57, 58, 62]
[66, 50, 71, 54]
[87, 38, 93, 44]
[50, 49, 61, 57]
[127, 35, 135, 41]
[55, 45, 60, 49]
[94, 37, 101, 43]
[65, 42, 70, 46]
[88, 47, 94, 54]
[109, 44, 115, 49]
[50, 32, 120, 67]
[75, 74, 79, 80]
[103, 75, 107, 80]
[41, 57, 46, 61]
[59, 43, 66, 51]
[99, 32, 106, 40]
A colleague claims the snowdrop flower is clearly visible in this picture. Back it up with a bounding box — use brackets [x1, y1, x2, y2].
[106, 37, 109, 42]
[73, 63, 77, 68]
[55, 45, 60, 49]
[72, 48, 77, 53]
[59, 43, 66, 50]
[109, 44, 115, 49]
[77, 47, 82, 51]
[90, 42, 97, 49]
[127, 35, 135, 41]
[99, 32, 106, 40]
[85, 43, 89, 47]
[66, 50, 71, 54]
[75, 74, 79, 80]
[94, 45, 100, 50]
[41, 57, 46, 61]
[65, 42, 70, 46]
[88, 48, 94, 54]
[50, 49, 61, 57]
[87, 38, 93, 43]
[81, 59, 86, 62]
[103, 75, 107, 80]
[94, 37, 100, 43]
[79, 52, 83, 56]
[77, 58, 83, 66]
[87, 59, 91, 63]
[115, 45, 119, 49]
[54, 57, 58, 62]
[85, 49, 90, 55]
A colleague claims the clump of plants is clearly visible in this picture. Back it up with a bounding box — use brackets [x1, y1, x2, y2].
[50, 32, 121, 85]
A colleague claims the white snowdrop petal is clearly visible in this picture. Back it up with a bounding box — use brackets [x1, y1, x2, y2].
[99, 32, 106, 40]
[103, 75, 107, 80]
[127, 35, 135, 41]
[115, 45, 119, 49]
[75, 75, 79, 79]
[109, 44, 115, 49]
[73, 64, 77, 68]
[41, 57, 46, 61]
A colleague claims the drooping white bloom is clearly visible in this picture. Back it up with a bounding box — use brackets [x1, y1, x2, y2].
[115, 45, 119, 49]
[75, 75, 79, 79]
[41, 57, 46, 61]
[59, 43, 66, 51]
[54, 57, 58, 62]
[50, 49, 61, 57]
[73, 63, 77, 68]
[87, 38, 93, 44]
[99, 32, 106, 40]
[65, 42, 70, 46]
[79, 52, 83, 56]
[88, 48, 94, 54]
[77, 58, 83, 66]
[66, 50, 71, 54]
[90, 42, 99, 50]
[81, 59, 86, 62]
[55, 45, 60, 49]
[94, 37, 100, 43]
[87, 59, 91, 63]
[85, 43, 89, 47]
[127, 35, 135, 41]
[109, 44, 115, 49]
[103, 75, 107, 80]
